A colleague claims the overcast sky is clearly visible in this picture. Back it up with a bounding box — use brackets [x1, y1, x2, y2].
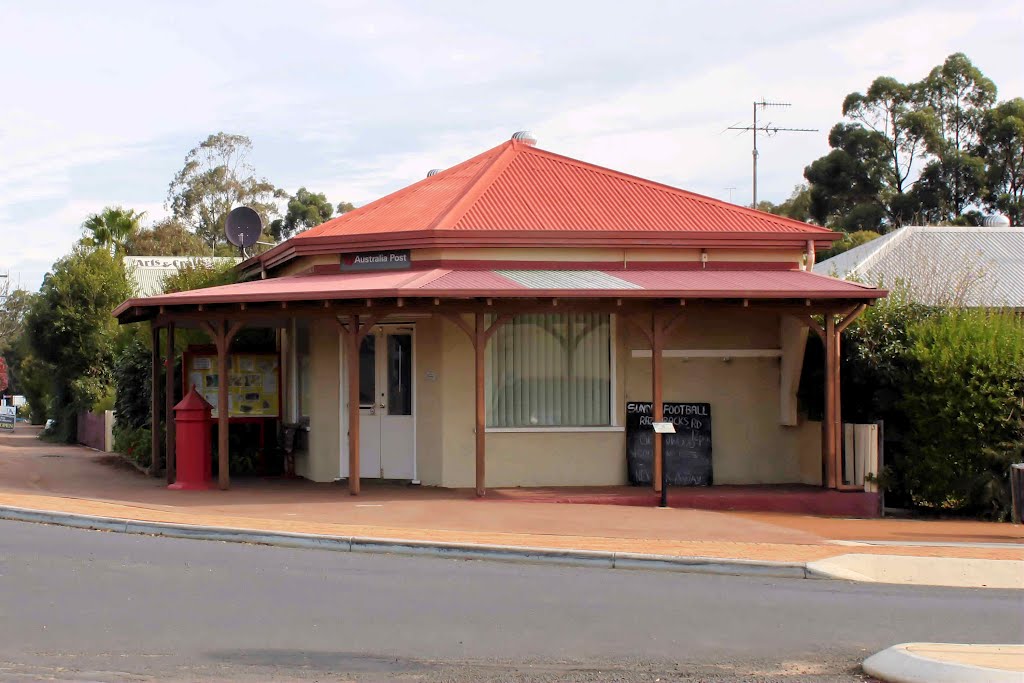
[2, 0, 1021, 291]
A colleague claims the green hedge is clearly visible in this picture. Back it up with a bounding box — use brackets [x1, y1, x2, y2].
[830, 299, 1024, 519]
[899, 309, 1024, 517]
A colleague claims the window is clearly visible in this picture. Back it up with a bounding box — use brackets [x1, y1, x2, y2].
[486, 313, 611, 427]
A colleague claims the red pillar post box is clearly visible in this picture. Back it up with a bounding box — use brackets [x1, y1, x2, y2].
[169, 387, 214, 490]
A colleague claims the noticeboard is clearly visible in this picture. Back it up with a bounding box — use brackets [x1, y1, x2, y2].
[625, 402, 712, 486]
[0, 405, 15, 431]
[184, 352, 280, 418]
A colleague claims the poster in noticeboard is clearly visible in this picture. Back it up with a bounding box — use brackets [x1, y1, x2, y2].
[184, 353, 280, 418]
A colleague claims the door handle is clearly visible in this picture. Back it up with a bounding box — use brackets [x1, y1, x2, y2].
[378, 403, 385, 409]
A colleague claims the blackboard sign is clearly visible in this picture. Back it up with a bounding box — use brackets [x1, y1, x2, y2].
[626, 402, 712, 486]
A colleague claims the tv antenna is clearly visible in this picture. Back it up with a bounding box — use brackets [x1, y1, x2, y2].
[727, 100, 817, 208]
[724, 186, 737, 203]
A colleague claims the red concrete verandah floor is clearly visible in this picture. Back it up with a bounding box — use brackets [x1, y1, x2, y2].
[1, 426, 1022, 565]
[487, 485, 880, 518]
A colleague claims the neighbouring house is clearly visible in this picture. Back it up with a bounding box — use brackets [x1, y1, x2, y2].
[814, 223, 1024, 308]
[113, 133, 886, 510]
[125, 256, 239, 297]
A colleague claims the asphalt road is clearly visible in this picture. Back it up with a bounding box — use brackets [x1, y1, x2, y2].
[0, 520, 1020, 682]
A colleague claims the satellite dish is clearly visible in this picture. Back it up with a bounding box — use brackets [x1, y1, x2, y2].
[225, 207, 262, 249]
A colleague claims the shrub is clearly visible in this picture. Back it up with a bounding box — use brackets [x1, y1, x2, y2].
[113, 338, 152, 431]
[800, 292, 1024, 518]
[899, 309, 1024, 518]
[113, 424, 152, 469]
[25, 247, 131, 442]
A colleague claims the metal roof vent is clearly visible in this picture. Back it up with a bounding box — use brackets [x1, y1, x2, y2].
[511, 130, 537, 146]
[426, 168, 443, 177]
[982, 213, 1011, 227]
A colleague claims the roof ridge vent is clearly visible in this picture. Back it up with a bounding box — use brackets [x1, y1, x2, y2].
[511, 130, 537, 146]
[426, 168, 443, 177]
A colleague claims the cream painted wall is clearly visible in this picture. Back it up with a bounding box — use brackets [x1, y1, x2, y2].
[296, 322, 341, 482]
[486, 432, 627, 486]
[275, 254, 339, 278]
[622, 310, 821, 485]
[414, 247, 804, 267]
[414, 316, 444, 485]
[439, 318, 476, 487]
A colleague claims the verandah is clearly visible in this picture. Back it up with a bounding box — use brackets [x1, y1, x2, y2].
[133, 295, 866, 496]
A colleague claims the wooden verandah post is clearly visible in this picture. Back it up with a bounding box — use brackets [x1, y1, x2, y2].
[833, 305, 867, 491]
[199, 319, 244, 490]
[797, 304, 866, 490]
[652, 313, 664, 493]
[335, 314, 379, 495]
[149, 325, 162, 477]
[165, 322, 176, 485]
[624, 308, 685, 495]
[442, 311, 511, 497]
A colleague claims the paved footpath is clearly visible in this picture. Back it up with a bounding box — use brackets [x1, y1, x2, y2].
[1, 427, 1022, 571]
[3, 427, 1023, 681]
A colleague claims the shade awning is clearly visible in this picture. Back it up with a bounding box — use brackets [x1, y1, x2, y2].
[114, 268, 885, 321]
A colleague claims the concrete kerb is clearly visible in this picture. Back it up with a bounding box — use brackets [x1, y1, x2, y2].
[863, 643, 1024, 683]
[0, 504, 810, 580]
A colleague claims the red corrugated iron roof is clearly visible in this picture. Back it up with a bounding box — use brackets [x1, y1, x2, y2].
[113, 268, 882, 318]
[298, 140, 835, 240]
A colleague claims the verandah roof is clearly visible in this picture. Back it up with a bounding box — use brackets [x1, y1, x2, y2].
[113, 268, 883, 322]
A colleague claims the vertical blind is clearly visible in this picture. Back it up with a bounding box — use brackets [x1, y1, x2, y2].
[486, 313, 611, 427]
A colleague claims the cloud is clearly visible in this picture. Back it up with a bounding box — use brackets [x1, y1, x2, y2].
[2, 0, 1021, 292]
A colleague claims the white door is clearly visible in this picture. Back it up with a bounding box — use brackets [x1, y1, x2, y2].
[355, 326, 415, 479]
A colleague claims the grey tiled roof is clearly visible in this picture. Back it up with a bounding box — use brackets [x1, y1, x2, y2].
[814, 226, 1024, 307]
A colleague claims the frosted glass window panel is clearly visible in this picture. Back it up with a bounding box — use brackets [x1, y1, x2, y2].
[359, 335, 376, 407]
[387, 334, 412, 416]
[486, 314, 611, 427]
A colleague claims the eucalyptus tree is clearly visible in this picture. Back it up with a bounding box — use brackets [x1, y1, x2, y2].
[270, 187, 335, 241]
[977, 97, 1024, 226]
[913, 53, 997, 221]
[804, 53, 1008, 230]
[166, 133, 284, 250]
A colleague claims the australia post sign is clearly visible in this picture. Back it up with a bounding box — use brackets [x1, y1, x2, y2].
[341, 250, 411, 272]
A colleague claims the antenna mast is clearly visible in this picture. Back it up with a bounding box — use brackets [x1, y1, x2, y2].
[728, 100, 817, 208]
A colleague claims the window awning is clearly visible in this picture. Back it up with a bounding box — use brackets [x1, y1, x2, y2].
[114, 268, 884, 322]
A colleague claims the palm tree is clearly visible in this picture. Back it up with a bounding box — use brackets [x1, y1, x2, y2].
[82, 207, 145, 257]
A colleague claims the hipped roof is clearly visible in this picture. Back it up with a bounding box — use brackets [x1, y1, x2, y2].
[250, 138, 839, 271]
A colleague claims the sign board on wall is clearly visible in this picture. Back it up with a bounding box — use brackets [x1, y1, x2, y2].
[625, 402, 712, 486]
[0, 405, 16, 431]
[341, 250, 411, 272]
[184, 353, 280, 418]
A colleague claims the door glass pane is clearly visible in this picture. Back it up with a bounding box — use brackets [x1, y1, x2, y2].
[359, 335, 375, 406]
[387, 334, 412, 416]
